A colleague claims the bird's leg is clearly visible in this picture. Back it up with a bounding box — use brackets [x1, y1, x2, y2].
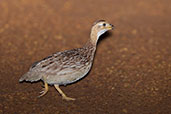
[38, 81, 48, 97]
[54, 85, 75, 101]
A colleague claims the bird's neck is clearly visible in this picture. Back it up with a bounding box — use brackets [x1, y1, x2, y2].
[89, 31, 99, 46]
[82, 31, 100, 62]
[89, 29, 107, 45]
[84, 36, 97, 53]
[83, 39, 97, 62]
[84, 39, 96, 50]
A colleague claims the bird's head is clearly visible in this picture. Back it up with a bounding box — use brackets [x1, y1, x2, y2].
[90, 20, 114, 45]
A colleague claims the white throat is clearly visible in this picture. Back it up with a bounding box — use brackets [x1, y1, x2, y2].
[90, 29, 108, 45]
[97, 29, 108, 40]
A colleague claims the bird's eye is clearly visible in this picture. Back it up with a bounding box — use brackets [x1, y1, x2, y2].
[103, 23, 106, 26]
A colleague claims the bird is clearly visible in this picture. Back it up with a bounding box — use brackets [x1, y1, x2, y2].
[19, 20, 114, 101]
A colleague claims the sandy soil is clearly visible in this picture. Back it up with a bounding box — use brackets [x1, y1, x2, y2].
[0, 0, 171, 113]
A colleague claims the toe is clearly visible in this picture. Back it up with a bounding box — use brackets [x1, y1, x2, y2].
[63, 96, 76, 101]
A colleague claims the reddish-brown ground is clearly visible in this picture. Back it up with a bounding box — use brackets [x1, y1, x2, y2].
[0, 0, 171, 114]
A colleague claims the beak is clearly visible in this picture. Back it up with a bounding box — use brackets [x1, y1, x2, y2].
[110, 24, 114, 30]
[107, 24, 114, 30]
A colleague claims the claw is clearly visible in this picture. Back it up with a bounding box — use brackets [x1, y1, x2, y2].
[37, 82, 48, 98]
[39, 90, 45, 94]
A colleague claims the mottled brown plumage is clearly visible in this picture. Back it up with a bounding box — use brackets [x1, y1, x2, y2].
[19, 20, 114, 101]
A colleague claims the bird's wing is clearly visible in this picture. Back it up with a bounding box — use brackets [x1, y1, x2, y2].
[29, 48, 85, 75]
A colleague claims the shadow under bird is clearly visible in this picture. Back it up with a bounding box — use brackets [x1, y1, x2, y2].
[19, 20, 114, 101]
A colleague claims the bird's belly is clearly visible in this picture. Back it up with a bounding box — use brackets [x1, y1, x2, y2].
[45, 65, 92, 85]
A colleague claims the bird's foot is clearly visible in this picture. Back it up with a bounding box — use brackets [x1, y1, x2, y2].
[54, 84, 76, 101]
[62, 96, 76, 101]
[38, 82, 48, 98]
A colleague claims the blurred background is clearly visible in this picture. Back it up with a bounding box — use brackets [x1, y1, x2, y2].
[0, 0, 171, 113]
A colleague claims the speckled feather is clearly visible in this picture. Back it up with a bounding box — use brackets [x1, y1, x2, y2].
[19, 41, 96, 85]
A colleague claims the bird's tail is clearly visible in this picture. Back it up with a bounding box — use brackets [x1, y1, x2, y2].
[19, 71, 42, 82]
